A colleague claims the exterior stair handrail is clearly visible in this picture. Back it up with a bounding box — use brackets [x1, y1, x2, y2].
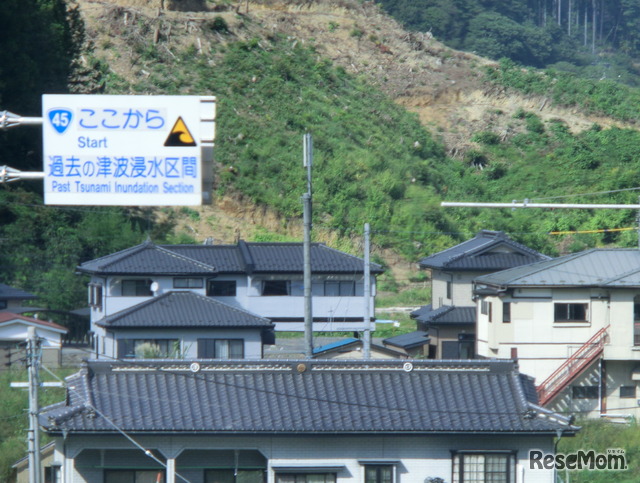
[536, 325, 609, 406]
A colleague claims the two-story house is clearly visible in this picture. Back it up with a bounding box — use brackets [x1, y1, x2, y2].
[475, 248, 640, 418]
[39, 358, 577, 483]
[79, 240, 382, 360]
[386, 231, 549, 359]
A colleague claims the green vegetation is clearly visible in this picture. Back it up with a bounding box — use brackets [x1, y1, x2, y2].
[557, 419, 640, 482]
[376, 0, 640, 83]
[0, 368, 73, 482]
[486, 59, 640, 122]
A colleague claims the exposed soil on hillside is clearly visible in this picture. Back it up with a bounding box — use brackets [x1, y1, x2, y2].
[74, 0, 635, 279]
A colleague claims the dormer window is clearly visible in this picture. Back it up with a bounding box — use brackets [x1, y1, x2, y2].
[121, 279, 153, 296]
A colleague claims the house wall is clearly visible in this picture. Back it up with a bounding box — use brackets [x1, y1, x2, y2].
[547, 360, 640, 419]
[427, 324, 475, 359]
[90, 273, 376, 333]
[477, 289, 614, 382]
[94, 327, 264, 360]
[56, 433, 557, 483]
[431, 271, 477, 308]
[476, 286, 640, 418]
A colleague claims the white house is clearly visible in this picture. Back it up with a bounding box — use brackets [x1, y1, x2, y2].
[39, 358, 577, 483]
[0, 312, 67, 368]
[399, 231, 549, 359]
[78, 240, 382, 360]
[474, 248, 640, 418]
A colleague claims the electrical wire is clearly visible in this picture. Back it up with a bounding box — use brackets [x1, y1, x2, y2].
[40, 364, 192, 483]
[49, 345, 560, 419]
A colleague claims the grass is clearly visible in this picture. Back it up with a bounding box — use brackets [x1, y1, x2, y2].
[556, 419, 640, 482]
[376, 286, 430, 308]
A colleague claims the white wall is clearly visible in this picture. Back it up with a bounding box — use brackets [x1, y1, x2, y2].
[57, 433, 557, 483]
[89, 273, 377, 333]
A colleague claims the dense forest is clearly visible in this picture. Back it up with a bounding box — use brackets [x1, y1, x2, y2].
[377, 0, 640, 83]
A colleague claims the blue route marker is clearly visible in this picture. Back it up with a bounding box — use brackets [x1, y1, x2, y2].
[47, 109, 73, 134]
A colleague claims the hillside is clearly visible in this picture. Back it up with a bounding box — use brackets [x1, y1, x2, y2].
[75, 0, 638, 251]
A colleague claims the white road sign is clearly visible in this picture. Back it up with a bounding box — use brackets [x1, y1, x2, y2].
[42, 95, 215, 206]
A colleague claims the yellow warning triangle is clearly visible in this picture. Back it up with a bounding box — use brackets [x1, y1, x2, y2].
[164, 117, 197, 146]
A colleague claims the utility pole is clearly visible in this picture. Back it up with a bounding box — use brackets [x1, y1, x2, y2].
[27, 327, 42, 483]
[363, 223, 371, 359]
[10, 328, 63, 483]
[303, 134, 313, 358]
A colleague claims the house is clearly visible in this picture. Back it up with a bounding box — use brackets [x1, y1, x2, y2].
[0, 312, 67, 368]
[13, 442, 57, 483]
[311, 337, 408, 359]
[39, 358, 577, 483]
[413, 230, 550, 359]
[381, 330, 430, 358]
[78, 240, 382, 360]
[0, 283, 37, 312]
[474, 248, 640, 418]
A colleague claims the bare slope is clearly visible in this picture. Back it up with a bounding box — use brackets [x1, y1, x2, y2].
[75, 0, 630, 246]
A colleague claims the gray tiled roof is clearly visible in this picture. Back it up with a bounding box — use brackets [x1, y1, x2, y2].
[0, 283, 36, 301]
[411, 305, 476, 326]
[79, 241, 383, 275]
[383, 330, 430, 349]
[78, 241, 217, 275]
[95, 291, 272, 329]
[419, 230, 550, 271]
[475, 248, 640, 288]
[40, 359, 576, 435]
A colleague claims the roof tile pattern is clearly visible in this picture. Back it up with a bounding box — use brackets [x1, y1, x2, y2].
[79, 242, 217, 275]
[95, 291, 272, 328]
[40, 359, 575, 435]
[411, 305, 476, 325]
[419, 230, 550, 271]
[79, 241, 383, 275]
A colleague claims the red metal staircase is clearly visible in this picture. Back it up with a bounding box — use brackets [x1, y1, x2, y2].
[536, 325, 609, 406]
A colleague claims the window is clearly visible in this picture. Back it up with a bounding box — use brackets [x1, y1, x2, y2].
[118, 339, 180, 359]
[502, 302, 511, 323]
[121, 279, 153, 296]
[88, 283, 103, 309]
[554, 303, 588, 322]
[198, 339, 244, 359]
[105, 470, 165, 483]
[452, 452, 515, 483]
[572, 386, 599, 399]
[173, 277, 203, 289]
[620, 386, 637, 399]
[276, 474, 336, 483]
[0, 300, 7, 310]
[205, 469, 265, 483]
[208, 280, 237, 296]
[364, 465, 393, 483]
[262, 280, 290, 296]
[324, 281, 355, 296]
[481, 300, 492, 321]
[446, 281, 452, 300]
